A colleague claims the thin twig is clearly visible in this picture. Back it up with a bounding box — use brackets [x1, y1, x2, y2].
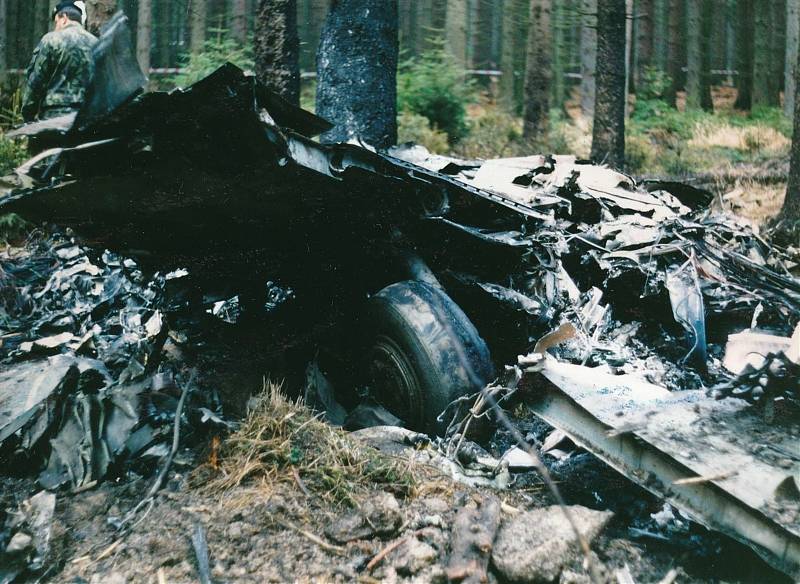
[291, 466, 312, 498]
[366, 533, 413, 572]
[276, 519, 346, 555]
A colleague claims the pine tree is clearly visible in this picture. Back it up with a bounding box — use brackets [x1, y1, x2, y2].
[580, 0, 597, 116]
[255, 0, 300, 104]
[734, 1, 754, 109]
[779, 35, 800, 227]
[446, 0, 468, 67]
[636, 0, 654, 85]
[231, 0, 248, 43]
[523, 0, 552, 140]
[686, 0, 713, 111]
[786, 0, 800, 118]
[137, 0, 152, 74]
[665, 0, 683, 106]
[316, 0, 399, 148]
[591, 0, 626, 168]
[190, 0, 207, 54]
[753, 0, 780, 107]
[0, 0, 6, 85]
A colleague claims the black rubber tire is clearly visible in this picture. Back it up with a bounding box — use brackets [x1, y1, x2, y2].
[364, 281, 495, 434]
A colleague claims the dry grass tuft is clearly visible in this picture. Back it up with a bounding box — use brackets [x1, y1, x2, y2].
[722, 179, 787, 225]
[689, 123, 790, 154]
[192, 381, 419, 507]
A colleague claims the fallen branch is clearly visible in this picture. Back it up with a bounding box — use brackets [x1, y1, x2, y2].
[445, 495, 501, 584]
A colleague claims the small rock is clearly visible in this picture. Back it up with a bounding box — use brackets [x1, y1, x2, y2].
[492, 505, 613, 583]
[502, 447, 538, 472]
[90, 572, 126, 584]
[325, 492, 402, 543]
[559, 570, 592, 584]
[228, 521, 244, 539]
[421, 497, 450, 514]
[418, 514, 444, 528]
[6, 532, 32, 553]
[394, 538, 438, 576]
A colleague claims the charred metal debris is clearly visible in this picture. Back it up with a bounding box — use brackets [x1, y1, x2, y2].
[0, 51, 798, 579]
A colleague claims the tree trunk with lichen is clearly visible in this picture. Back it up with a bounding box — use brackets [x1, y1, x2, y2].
[522, 0, 551, 141]
[780, 44, 800, 228]
[255, 0, 301, 105]
[316, 0, 399, 148]
[591, 0, 626, 169]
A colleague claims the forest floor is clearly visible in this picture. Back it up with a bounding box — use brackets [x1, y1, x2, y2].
[4, 381, 790, 584]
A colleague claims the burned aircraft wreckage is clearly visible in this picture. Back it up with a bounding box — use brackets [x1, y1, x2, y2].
[0, 12, 799, 581]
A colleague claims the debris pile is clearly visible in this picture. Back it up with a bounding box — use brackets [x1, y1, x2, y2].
[0, 233, 221, 491]
[399, 149, 800, 405]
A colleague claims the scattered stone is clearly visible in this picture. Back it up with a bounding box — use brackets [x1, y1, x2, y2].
[421, 497, 450, 514]
[559, 569, 592, 584]
[491, 505, 613, 583]
[6, 532, 32, 553]
[325, 492, 402, 543]
[501, 447, 538, 472]
[394, 538, 438, 576]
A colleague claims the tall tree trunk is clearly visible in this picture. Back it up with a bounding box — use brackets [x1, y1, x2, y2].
[636, 0, 654, 86]
[753, 0, 780, 106]
[734, 0, 754, 109]
[700, 0, 714, 110]
[231, 0, 248, 43]
[446, 0, 468, 67]
[686, 0, 713, 110]
[255, 0, 300, 105]
[0, 0, 6, 86]
[591, 0, 626, 168]
[780, 36, 800, 224]
[624, 0, 632, 111]
[523, 0, 552, 140]
[501, 0, 530, 114]
[770, 0, 786, 105]
[725, 0, 735, 86]
[137, 0, 152, 74]
[665, 0, 683, 106]
[580, 0, 597, 116]
[7, 0, 17, 69]
[652, 0, 667, 70]
[316, 0, 398, 148]
[86, 0, 116, 36]
[787, 0, 800, 118]
[685, 0, 701, 108]
[33, 0, 49, 43]
[552, 0, 565, 110]
[190, 0, 207, 53]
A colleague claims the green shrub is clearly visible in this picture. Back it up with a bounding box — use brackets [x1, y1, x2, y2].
[454, 108, 523, 158]
[397, 110, 450, 153]
[0, 134, 28, 175]
[398, 47, 476, 143]
[174, 30, 254, 88]
[638, 67, 672, 101]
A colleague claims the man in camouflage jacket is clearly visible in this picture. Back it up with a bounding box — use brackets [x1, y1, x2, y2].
[22, 1, 97, 122]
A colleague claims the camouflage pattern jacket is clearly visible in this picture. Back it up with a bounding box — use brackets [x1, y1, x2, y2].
[22, 22, 98, 121]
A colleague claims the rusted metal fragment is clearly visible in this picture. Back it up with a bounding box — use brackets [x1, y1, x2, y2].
[525, 359, 800, 579]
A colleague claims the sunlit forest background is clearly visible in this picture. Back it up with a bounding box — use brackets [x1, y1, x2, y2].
[0, 0, 794, 222]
